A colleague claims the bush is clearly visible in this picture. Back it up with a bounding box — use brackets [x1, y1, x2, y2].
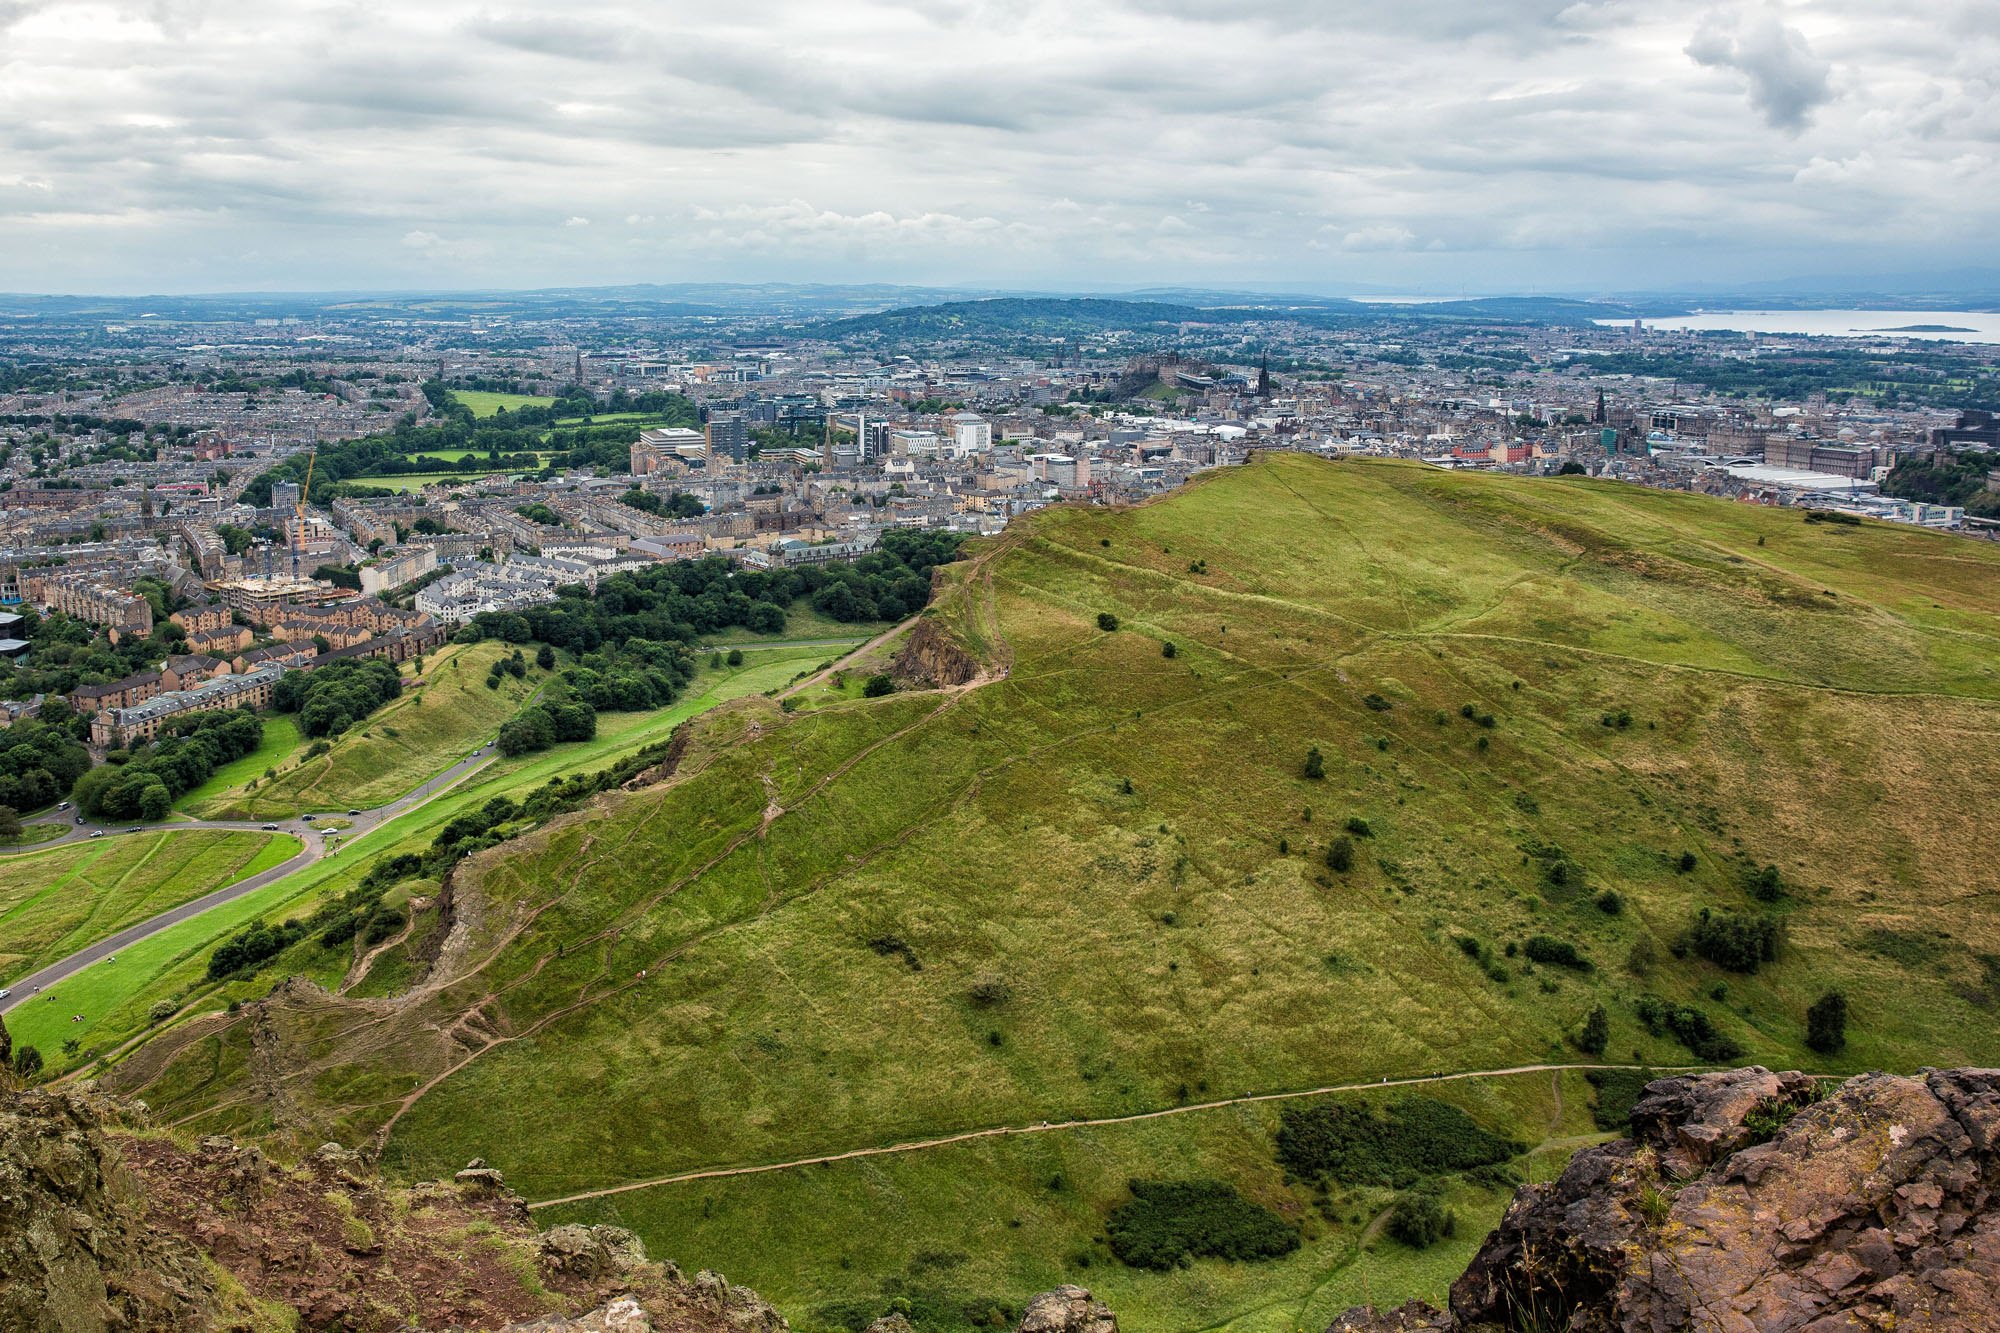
[1325, 836, 1354, 874]
[207, 917, 308, 980]
[1746, 863, 1784, 902]
[1806, 990, 1848, 1054]
[1162, 641, 1177, 658]
[1595, 889, 1624, 914]
[147, 999, 177, 1024]
[1677, 851, 1698, 873]
[1523, 935, 1591, 971]
[1096, 612, 1120, 632]
[1344, 816, 1373, 838]
[1577, 1004, 1609, 1056]
[1106, 1180, 1299, 1270]
[726, 648, 744, 667]
[1685, 909, 1782, 973]
[1302, 746, 1325, 780]
[1275, 1097, 1522, 1188]
[862, 674, 895, 698]
[1387, 1189, 1455, 1249]
[1633, 996, 1743, 1062]
[967, 976, 1011, 1008]
[1585, 1067, 1654, 1129]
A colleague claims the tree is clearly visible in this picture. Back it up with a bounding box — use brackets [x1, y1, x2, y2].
[0, 1011, 11, 1070]
[535, 644, 555, 670]
[1096, 612, 1119, 632]
[1388, 1189, 1455, 1248]
[726, 648, 744, 667]
[1578, 1004, 1610, 1056]
[0, 805, 20, 840]
[13, 1044, 42, 1079]
[1303, 746, 1325, 781]
[1325, 836, 1354, 874]
[1162, 641, 1177, 659]
[1806, 991, 1848, 1055]
[862, 674, 895, 698]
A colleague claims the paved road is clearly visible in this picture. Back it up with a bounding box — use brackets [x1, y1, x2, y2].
[0, 745, 497, 1015]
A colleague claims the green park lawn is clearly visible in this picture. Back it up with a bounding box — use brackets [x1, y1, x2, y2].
[454, 390, 557, 417]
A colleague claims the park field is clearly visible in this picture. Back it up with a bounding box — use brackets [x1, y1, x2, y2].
[175, 714, 304, 811]
[189, 642, 539, 820]
[106, 457, 2000, 1332]
[27, 643, 848, 1072]
[350, 472, 518, 493]
[0, 829, 300, 1030]
[454, 389, 556, 417]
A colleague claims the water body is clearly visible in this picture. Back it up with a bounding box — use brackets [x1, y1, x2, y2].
[1593, 309, 2000, 345]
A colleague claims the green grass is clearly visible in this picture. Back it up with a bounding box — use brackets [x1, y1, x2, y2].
[387, 448, 558, 465]
[100, 456, 2000, 1329]
[454, 390, 556, 417]
[23, 644, 846, 1069]
[0, 822, 67, 848]
[350, 472, 520, 493]
[1, 829, 300, 1029]
[189, 643, 538, 819]
[176, 714, 304, 811]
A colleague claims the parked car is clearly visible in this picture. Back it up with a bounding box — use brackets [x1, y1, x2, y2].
[347, 809, 361, 816]
[56, 801, 69, 810]
[301, 813, 316, 822]
[261, 823, 279, 831]
[89, 830, 104, 838]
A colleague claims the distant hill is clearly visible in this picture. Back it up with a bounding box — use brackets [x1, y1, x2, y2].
[808, 295, 1217, 340]
[102, 456, 2000, 1331]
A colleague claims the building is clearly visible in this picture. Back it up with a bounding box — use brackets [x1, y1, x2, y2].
[91, 666, 281, 748]
[31, 573, 153, 640]
[739, 534, 880, 569]
[631, 427, 706, 475]
[951, 412, 993, 456]
[359, 546, 439, 596]
[705, 410, 749, 464]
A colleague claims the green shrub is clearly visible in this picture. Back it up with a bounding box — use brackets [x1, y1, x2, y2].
[1303, 746, 1325, 780]
[1633, 996, 1742, 1062]
[1746, 863, 1784, 902]
[1096, 612, 1120, 632]
[1344, 816, 1373, 838]
[1105, 1180, 1299, 1270]
[1577, 1004, 1609, 1056]
[1595, 889, 1624, 914]
[862, 674, 895, 698]
[1676, 850, 1697, 873]
[1325, 836, 1354, 874]
[1584, 1067, 1653, 1129]
[1523, 935, 1591, 970]
[1685, 909, 1781, 973]
[1387, 1188, 1456, 1249]
[1162, 641, 1177, 659]
[1806, 990, 1848, 1054]
[1275, 1097, 1522, 1188]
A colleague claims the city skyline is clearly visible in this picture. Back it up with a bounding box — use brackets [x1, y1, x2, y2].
[0, 1, 1996, 294]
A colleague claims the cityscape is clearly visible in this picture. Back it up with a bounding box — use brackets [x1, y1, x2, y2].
[4, 4, 2000, 1333]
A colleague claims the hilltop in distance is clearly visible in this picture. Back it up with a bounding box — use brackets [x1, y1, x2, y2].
[75, 454, 2000, 1331]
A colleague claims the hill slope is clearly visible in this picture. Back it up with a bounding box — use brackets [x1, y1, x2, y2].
[102, 456, 2000, 1330]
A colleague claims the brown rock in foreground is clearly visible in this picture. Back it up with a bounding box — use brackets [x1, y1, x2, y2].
[1333, 1066, 2000, 1333]
[0, 1085, 785, 1333]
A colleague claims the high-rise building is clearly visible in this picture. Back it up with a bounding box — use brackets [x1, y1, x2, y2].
[705, 409, 749, 464]
[951, 412, 993, 456]
[271, 480, 301, 511]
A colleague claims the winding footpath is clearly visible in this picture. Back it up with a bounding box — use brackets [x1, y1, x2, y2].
[525, 1061, 1701, 1212]
[0, 745, 497, 1015]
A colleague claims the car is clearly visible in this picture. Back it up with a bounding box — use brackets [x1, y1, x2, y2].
[0, 989, 11, 1000]
[89, 830, 104, 838]
[261, 823, 279, 831]
[347, 809, 360, 816]
[75, 816, 84, 825]
[56, 801, 69, 810]
[301, 813, 316, 822]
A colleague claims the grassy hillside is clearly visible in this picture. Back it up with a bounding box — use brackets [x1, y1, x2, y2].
[0, 830, 299, 1014]
[190, 643, 538, 819]
[107, 457, 2000, 1330]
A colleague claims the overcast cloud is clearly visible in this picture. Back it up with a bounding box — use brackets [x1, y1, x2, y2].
[0, 0, 1994, 293]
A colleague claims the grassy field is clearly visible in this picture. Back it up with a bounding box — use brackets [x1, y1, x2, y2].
[0, 822, 68, 848]
[102, 457, 2000, 1331]
[1, 830, 299, 1019]
[189, 643, 539, 819]
[175, 714, 304, 811]
[25, 644, 846, 1070]
[455, 390, 556, 417]
[351, 472, 523, 493]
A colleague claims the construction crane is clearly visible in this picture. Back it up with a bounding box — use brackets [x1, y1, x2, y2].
[290, 441, 316, 581]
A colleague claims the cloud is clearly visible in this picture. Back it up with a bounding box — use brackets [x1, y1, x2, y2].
[1687, 8, 1834, 131]
[564, 216, 590, 227]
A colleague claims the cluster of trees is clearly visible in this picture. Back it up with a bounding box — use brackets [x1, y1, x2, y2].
[1, 608, 184, 702]
[1275, 1097, 1522, 1189]
[274, 657, 401, 739]
[0, 712, 90, 812]
[460, 532, 962, 714]
[1105, 1180, 1299, 1270]
[73, 709, 264, 821]
[618, 487, 705, 518]
[1683, 908, 1783, 973]
[496, 681, 597, 757]
[1633, 995, 1743, 1062]
[1881, 451, 2000, 517]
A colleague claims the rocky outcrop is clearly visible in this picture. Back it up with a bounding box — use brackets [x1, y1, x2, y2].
[1015, 1285, 1118, 1333]
[1, 1087, 787, 1333]
[1332, 1066, 2000, 1333]
[892, 615, 979, 688]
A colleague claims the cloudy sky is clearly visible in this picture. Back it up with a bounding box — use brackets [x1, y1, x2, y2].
[0, 0, 1994, 295]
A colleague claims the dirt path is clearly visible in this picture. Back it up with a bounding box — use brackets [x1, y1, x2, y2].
[524, 1061, 1698, 1212]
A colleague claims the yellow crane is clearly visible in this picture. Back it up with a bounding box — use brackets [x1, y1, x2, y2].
[291, 442, 316, 580]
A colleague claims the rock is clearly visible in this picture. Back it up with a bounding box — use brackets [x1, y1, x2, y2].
[864, 1315, 916, 1333]
[540, 1222, 651, 1279]
[1016, 1285, 1118, 1333]
[498, 1297, 656, 1331]
[1328, 1068, 2000, 1333]
[456, 1165, 510, 1190]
